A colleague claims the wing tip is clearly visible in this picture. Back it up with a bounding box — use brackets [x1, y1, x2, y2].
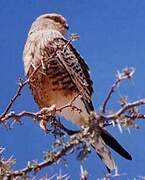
[101, 129, 132, 160]
[125, 153, 132, 160]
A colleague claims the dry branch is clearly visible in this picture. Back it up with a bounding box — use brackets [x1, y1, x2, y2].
[0, 40, 145, 180]
[102, 67, 135, 113]
[0, 79, 27, 120]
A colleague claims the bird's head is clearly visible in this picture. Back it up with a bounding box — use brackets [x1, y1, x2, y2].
[29, 13, 69, 36]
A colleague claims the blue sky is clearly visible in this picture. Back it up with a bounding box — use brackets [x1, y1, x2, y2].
[0, 0, 145, 179]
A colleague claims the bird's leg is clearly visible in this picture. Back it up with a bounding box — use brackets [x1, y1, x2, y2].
[37, 106, 80, 135]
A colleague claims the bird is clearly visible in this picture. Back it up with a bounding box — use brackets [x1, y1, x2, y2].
[23, 13, 132, 173]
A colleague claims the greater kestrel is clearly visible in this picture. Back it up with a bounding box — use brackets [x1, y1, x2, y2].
[23, 13, 132, 172]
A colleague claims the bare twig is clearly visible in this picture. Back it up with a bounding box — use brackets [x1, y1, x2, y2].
[102, 67, 135, 113]
[109, 99, 145, 120]
[125, 114, 145, 119]
[0, 104, 80, 135]
[0, 79, 27, 120]
[100, 98, 145, 124]
[80, 166, 88, 180]
[57, 93, 82, 113]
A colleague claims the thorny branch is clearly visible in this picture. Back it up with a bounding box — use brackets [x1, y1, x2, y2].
[0, 104, 79, 135]
[102, 67, 135, 113]
[0, 36, 145, 178]
[0, 79, 27, 120]
[7, 130, 89, 179]
[1, 67, 145, 178]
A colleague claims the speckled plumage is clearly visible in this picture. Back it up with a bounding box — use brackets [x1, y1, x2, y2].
[24, 29, 93, 125]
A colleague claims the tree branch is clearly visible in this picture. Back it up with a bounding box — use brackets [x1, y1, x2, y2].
[0, 79, 27, 120]
[102, 67, 135, 113]
[101, 99, 145, 121]
[7, 130, 88, 179]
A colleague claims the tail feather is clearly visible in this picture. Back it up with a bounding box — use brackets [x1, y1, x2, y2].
[101, 129, 132, 160]
[93, 136, 116, 173]
[92, 128, 132, 173]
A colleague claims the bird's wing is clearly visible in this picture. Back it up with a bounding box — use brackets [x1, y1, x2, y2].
[53, 37, 94, 112]
[53, 37, 116, 172]
[101, 129, 132, 160]
[52, 37, 132, 172]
